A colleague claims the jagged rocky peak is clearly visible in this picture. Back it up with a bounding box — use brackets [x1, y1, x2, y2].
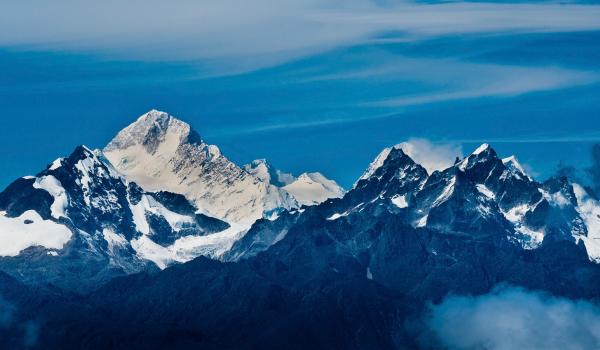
[457, 143, 498, 170]
[360, 146, 399, 178]
[105, 109, 204, 155]
[457, 144, 530, 182]
[358, 145, 397, 182]
[502, 155, 530, 179]
[357, 145, 428, 187]
[61, 145, 119, 176]
[341, 145, 429, 215]
[244, 159, 294, 187]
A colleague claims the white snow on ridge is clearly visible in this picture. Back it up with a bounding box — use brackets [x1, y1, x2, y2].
[457, 143, 491, 171]
[476, 184, 495, 199]
[539, 188, 571, 208]
[501, 200, 546, 250]
[502, 155, 531, 180]
[358, 140, 462, 182]
[391, 194, 408, 208]
[102, 227, 127, 254]
[433, 176, 456, 207]
[513, 225, 545, 250]
[283, 172, 344, 206]
[472, 143, 490, 155]
[129, 194, 195, 235]
[131, 224, 249, 269]
[33, 175, 68, 219]
[244, 159, 295, 187]
[129, 196, 150, 235]
[327, 212, 349, 221]
[0, 210, 72, 257]
[502, 203, 531, 223]
[49, 158, 63, 170]
[358, 147, 393, 183]
[572, 184, 600, 262]
[73, 150, 121, 208]
[415, 215, 428, 228]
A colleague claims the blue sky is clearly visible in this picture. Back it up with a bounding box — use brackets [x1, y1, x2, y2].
[1, 1, 600, 188]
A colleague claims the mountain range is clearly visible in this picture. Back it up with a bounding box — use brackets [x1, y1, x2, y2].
[0, 110, 344, 291]
[0, 110, 599, 349]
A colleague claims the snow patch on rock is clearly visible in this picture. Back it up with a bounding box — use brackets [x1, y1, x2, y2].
[33, 175, 68, 219]
[572, 184, 600, 262]
[283, 172, 344, 206]
[391, 194, 408, 208]
[0, 210, 72, 257]
[131, 224, 249, 269]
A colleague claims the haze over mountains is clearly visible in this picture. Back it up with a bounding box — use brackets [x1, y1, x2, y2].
[0, 110, 600, 349]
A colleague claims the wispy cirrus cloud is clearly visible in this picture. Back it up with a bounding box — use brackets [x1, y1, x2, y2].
[303, 54, 599, 107]
[1, 1, 600, 70]
[368, 62, 599, 107]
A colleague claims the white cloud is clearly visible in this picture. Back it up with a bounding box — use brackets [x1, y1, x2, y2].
[1, 1, 600, 71]
[312, 56, 599, 107]
[423, 286, 600, 350]
[375, 67, 597, 107]
[397, 138, 463, 173]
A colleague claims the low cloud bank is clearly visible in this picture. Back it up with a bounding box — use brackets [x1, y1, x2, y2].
[421, 286, 600, 350]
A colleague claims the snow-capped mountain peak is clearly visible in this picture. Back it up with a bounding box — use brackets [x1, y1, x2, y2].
[244, 159, 295, 187]
[0, 143, 244, 289]
[457, 143, 498, 171]
[283, 172, 345, 206]
[104, 110, 340, 224]
[104, 110, 292, 224]
[502, 155, 531, 180]
[357, 145, 400, 183]
[244, 158, 272, 182]
[472, 142, 491, 155]
[105, 109, 200, 155]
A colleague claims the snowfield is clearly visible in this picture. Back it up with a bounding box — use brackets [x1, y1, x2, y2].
[0, 210, 72, 257]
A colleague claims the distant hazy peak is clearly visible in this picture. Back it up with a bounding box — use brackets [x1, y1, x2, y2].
[283, 172, 345, 206]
